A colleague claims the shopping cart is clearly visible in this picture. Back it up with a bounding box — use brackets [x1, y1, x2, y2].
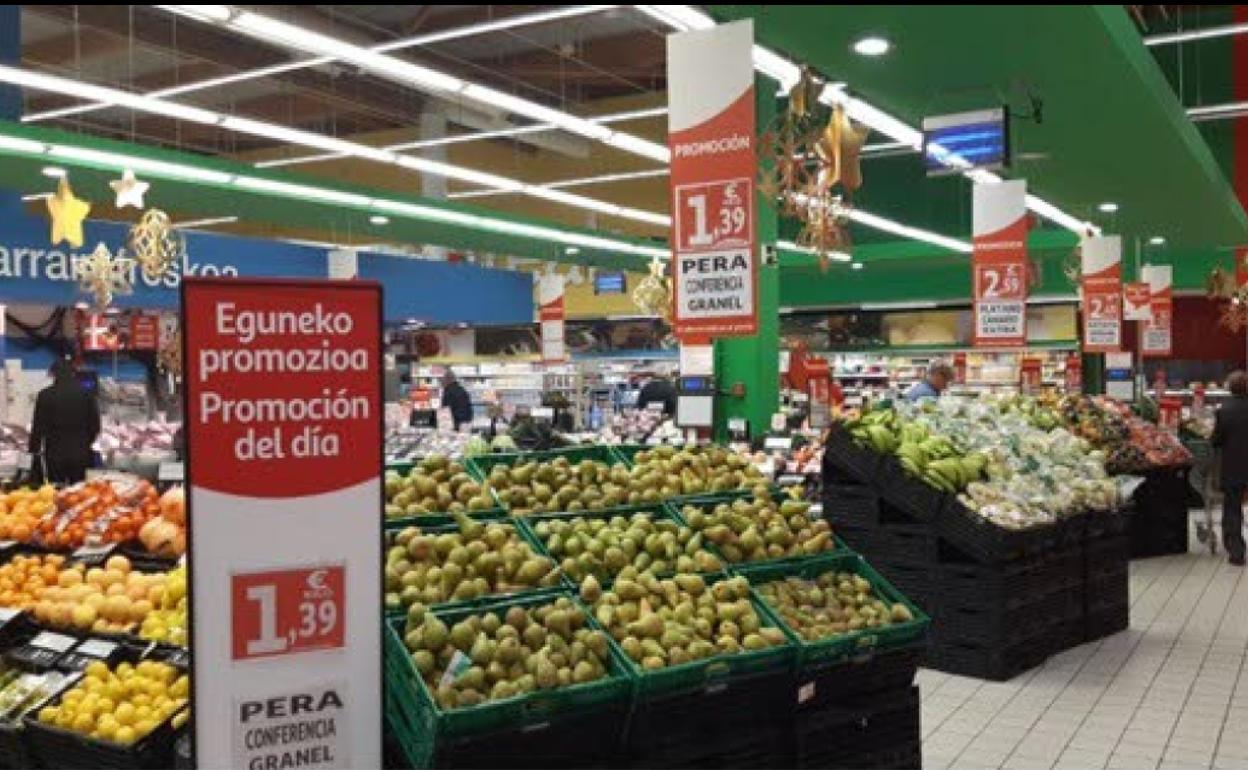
[1187, 437, 1219, 555]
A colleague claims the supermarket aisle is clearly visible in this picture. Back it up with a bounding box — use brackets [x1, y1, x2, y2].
[920, 536, 1248, 770]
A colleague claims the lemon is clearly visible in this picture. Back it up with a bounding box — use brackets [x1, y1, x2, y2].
[170, 676, 189, 699]
[133, 718, 157, 738]
[134, 705, 153, 723]
[72, 712, 95, 734]
[113, 703, 136, 727]
[84, 661, 109, 680]
[97, 697, 115, 715]
[37, 707, 56, 724]
[172, 711, 189, 729]
[114, 726, 136, 745]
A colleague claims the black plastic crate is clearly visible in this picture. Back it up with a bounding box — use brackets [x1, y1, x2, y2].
[633, 723, 790, 769]
[873, 456, 948, 523]
[23, 712, 184, 769]
[1050, 618, 1086, 658]
[932, 588, 1073, 647]
[794, 686, 920, 769]
[926, 628, 1052, 681]
[1086, 568, 1129, 614]
[868, 521, 938, 568]
[940, 499, 1060, 564]
[1085, 601, 1130, 643]
[626, 667, 793, 760]
[861, 561, 934, 614]
[794, 638, 924, 713]
[1057, 512, 1088, 548]
[1130, 511, 1189, 559]
[822, 428, 885, 486]
[822, 484, 880, 529]
[832, 523, 875, 555]
[1086, 535, 1130, 577]
[1087, 509, 1129, 539]
[435, 699, 631, 769]
[936, 549, 1072, 610]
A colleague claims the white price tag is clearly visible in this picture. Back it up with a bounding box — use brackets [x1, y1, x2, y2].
[646, 402, 666, 413]
[0, 607, 21, 624]
[471, 416, 492, 430]
[158, 462, 184, 482]
[778, 475, 805, 487]
[764, 437, 793, 451]
[727, 418, 747, 434]
[531, 407, 554, 421]
[798, 682, 816, 704]
[72, 543, 117, 565]
[76, 639, 118, 659]
[31, 632, 75, 654]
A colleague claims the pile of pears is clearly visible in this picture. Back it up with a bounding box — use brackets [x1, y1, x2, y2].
[484, 457, 632, 515]
[627, 446, 767, 498]
[587, 573, 785, 671]
[756, 571, 915, 641]
[385, 456, 493, 518]
[403, 597, 613, 710]
[679, 494, 834, 563]
[385, 514, 558, 610]
[530, 512, 724, 584]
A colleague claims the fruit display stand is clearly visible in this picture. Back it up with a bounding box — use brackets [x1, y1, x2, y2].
[1127, 464, 1195, 558]
[823, 423, 1128, 680]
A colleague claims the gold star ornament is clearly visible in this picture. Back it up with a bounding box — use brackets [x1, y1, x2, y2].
[46, 176, 91, 248]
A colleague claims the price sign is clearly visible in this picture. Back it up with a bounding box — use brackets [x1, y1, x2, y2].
[764, 436, 793, 451]
[75, 638, 119, 659]
[231, 565, 345, 661]
[667, 21, 758, 340]
[1141, 265, 1173, 357]
[31, 632, 76, 654]
[1082, 236, 1122, 352]
[158, 462, 184, 482]
[972, 179, 1028, 347]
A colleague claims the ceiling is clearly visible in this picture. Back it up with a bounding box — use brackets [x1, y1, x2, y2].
[1, 5, 1245, 278]
[711, 4, 1248, 252]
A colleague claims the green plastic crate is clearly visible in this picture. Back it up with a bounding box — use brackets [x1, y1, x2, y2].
[383, 514, 556, 616]
[667, 491, 844, 570]
[384, 464, 507, 524]
[598, 572, 796, 700]
[735, 551, 930, 666]
[465, 446, 637, 515]
[614, 444, 773, 504]
[516, 504, 730, 591]
[382, 589, 634, 757]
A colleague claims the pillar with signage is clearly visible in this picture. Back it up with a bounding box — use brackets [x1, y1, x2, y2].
[182, 278, 382, 770]
[1081, 235, 1122, 353]
[537, 273, 566, 363]
[972, 179, 1028, 348]
[664, 20, 775, 440]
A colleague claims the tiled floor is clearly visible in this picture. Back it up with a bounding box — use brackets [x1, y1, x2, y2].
[920, 523, 1248, 770]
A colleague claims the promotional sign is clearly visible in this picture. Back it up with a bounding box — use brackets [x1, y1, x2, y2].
[1065, 354, 1083, 393]
[953, 352, 967, 385]
[538, 273, 566, 362]
[667, 20, 758, 339]
[1236, 247, 1248, 288]
[1080, 235, 1122, 352]
[183, 278, 382, 770]
[129, 313, 160, 350]
[1122, 282, 1152, 321]
[972, 179, 1029, 347]
[1141, 265, 1173, 357]
[1019, 357, 1043, 393]
[77, 312, 121, 352]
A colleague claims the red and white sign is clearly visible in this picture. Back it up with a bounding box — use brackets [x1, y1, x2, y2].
[1236, 247, 1248, 288]
[78, 312, 120, 352]
[1065, 354, 1083, 393]
[1081, 235, 1122, 352]
[129, 314, 160, 351]
[183, 278, 381, 770]
[953, 352, 968, 385]
[538, 273, 566, 362]
[667, 20, 758, 339]
[1019, 357, 1043, 392]
[972, 180, 1029, 347]
[1141, 265, 1173, 357]
[231, 565, 345, 661]
[1123, 282, 1152, 321]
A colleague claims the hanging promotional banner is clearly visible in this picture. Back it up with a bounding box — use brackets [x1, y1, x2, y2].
[667, 19, 758, 339]
[1140, 265, 1173, 357]
[972, 179, 1029, 346]
[1122, 282, 1152, 321]
[1080, 235, 1122, 352]
[183, 278, 382, 770]
[1237, 247, 1248, 288]
[538, 273, 567, 362]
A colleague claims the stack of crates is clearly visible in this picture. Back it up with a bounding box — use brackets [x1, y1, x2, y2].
[1128, 466, 1192, 558]
[1084, 512, 1130, 641]
[822, 427, 1109, 681]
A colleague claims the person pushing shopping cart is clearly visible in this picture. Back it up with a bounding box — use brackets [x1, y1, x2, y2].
[1213, 371, 1248, 566]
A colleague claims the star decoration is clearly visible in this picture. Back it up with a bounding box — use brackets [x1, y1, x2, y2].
[815, 105, 870, 194]
[46, 176, 91, 248]
[127, 209, 185, 280]
[632, 257, 672, 321]
[76, 242, 134, 310]
[109, 169, 150, 209]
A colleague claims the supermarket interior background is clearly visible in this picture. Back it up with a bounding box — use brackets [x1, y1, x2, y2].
[0, 4, 1246, 770]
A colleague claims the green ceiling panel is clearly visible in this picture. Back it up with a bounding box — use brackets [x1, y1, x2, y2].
[712, 5, 1248, 250]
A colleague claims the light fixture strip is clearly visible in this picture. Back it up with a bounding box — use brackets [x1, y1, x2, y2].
[633, 5, 1098, 237]
[26, 6, 619, 125]
[158, 5, 671, 163]
[1144, 21, 1248, 47]
[0, 63, 670, 227]
[449, 168, 670, 200]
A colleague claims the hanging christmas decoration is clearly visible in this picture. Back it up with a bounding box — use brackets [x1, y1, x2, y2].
[1206, 266, 1248, 332]
[758, 68, 870, 271]
[46, 176, 91, 248]
[632, 257, 672, 320]
[109, 169, 150, 210]
[159, 330, 182, 380]
[76, 242, 134, 310]
[126, 208, 185, 280]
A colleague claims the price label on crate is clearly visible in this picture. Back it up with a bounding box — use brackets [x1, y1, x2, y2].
[76, 638, 119, 659]
[0, 607, 21, 629]
[231, 565, 345, 661]
[163, 647, 190, 668]
[72, 543, 118, 567]
[158, 462, 184, 483]
[764, 436, 793, 451]
[31, 631, 75, 654]
[777, 474, 806, 487]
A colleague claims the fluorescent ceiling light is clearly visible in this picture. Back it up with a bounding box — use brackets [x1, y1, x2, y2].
[47, 144, 234, 184]
[1149, 236, 1166, 246]
[449, 168, 668, 200]
[233, 175, 374, 206]
[851, 262, 864, 270]
[174, 215, 239, 229]
[0, 65, 665, 227]
[1097, 202, 1118, 213]
[1187, 101, 1248, 122]
[27, 7, 618, 125]
[634, 6, 1096, 237]
[40, 166, 65, 178]
[161, 5, 670, 164]
[845, 208, 972, 253]
[1145, 21, 1248, 46]
[776, 239, 852, 263]
[852, 36, 890, 56]
[369, 215, 390, 226]
[0, 135, 46, 154]
[20, 192, 52, 201]
[566, 247, 581, 255]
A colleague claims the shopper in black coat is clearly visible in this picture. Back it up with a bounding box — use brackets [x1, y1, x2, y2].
[28, 358, 100, 484]
[440, 371, 473, 430]
[637, 376, 678, 416]
[1213, 370, 1248, 565]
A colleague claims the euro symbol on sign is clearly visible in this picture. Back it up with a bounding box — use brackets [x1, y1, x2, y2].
[307, 569, 328, 591]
